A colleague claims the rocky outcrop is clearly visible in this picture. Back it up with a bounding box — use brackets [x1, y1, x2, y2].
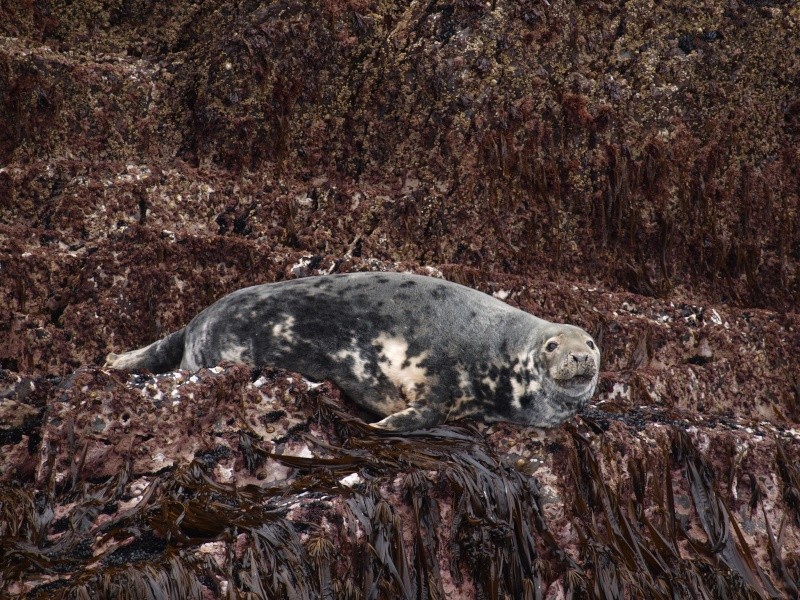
[1, 1, 799, 597]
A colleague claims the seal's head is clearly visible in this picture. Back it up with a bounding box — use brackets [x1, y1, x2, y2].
[538, 324, 600, 405]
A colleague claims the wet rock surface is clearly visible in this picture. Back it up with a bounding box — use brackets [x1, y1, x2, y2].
[1, 1, 799, 597]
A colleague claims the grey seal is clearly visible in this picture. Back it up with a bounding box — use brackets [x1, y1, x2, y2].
[106, 273, 600, 430]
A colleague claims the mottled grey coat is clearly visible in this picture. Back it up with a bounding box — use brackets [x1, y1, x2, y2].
[107, 273, 600, 430]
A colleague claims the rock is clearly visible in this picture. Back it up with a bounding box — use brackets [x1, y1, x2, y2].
[1, 0, 799, 597]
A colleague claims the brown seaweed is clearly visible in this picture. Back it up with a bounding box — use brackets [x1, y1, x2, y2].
[565, 427, 789, 599]
[2, 0, 800, 595]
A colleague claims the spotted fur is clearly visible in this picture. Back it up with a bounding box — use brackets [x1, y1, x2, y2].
[106, 273, 600, 430]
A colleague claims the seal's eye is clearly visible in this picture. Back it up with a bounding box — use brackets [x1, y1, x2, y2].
[545, 341, 558, 352]
[587, 340, 595, 350]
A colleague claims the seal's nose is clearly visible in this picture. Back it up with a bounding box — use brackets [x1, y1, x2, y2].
[571, 353, 588, 363]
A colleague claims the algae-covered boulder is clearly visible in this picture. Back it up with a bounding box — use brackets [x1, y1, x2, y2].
[1, 0, 799, 597]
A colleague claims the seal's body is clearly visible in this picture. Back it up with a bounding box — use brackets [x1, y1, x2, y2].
[107, 273, 600, 430]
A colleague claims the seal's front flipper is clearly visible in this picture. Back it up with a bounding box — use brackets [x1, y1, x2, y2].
[370, 404, 443, 431]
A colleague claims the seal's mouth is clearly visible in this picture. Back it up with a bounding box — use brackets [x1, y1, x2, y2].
[557, 373, 595, 388]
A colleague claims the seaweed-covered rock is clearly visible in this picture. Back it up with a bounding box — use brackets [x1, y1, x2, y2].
[2, 362, 800, 597]
[1, 0, 799, 597]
